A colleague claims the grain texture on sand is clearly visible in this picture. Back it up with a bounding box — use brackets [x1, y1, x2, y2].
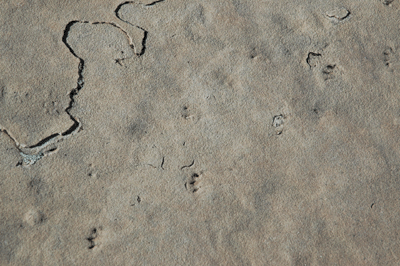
[1, 0, 400, 265]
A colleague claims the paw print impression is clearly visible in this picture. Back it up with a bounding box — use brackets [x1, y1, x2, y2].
[322, 64, 336, 80]
[306, 52, 338, 80]
[181, 104, 200, 123]
[86, 227, 102, 250]
[306, 52, 322, 68]
[24, 209, 46, 226]
[384, 47, 400, 69]
[272, 115, 285, 135]
[185, 173, 202, 193]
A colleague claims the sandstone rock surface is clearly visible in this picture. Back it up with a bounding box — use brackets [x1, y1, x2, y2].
[1, 0, 400, 265]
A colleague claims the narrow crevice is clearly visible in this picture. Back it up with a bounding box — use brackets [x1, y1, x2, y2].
[60, 23, 85, 138]
[48, 18, 143, 145]
[340, 11, 351, 20]
[2, 2, 152, 165]
[87, 20, 145, 56]
[114, 2, 149, 56]
[47, 147, 57, 152]
[6, 21, 86, 154]
[92, 21, 132, 44]
[0, 20, 86, 166]
[181, 160, 195, 170]
[161, 156, 165, 169]
[0, 129, 20, 151]
[115, 1, 134, 20]
[145, 0, 165, 6]
[61, 121, 79, 136]
[139, 29, 148, 56]
[62, 21, 82, 58]
[114, 0, 165, 19]
[61, 55, 85, 136]
[29, 133, 60, 148]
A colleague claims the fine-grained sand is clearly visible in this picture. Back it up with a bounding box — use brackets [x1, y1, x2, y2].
[1, 0, 400, 265]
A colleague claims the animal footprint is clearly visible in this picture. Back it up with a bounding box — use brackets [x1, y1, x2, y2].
[87, 228, 101, 250]
[24, 209, 46, 226]
[185, 173, 201, 193]
[130, 196, 141, 206]
[306, 52, 337, 80]
[383, 47, 399, 68]
[181, 104, 200, 123]
[272, 115, 285, 135]
[322, 64, 336, 80]
[306, 52, 322, 68]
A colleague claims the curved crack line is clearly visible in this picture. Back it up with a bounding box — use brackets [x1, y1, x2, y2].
[181, 160, 195, 170]
[114, 0, 166, 56]
[25, 20, 86, 149]
[0, 21, 112, 165]
[115, 7, 148, 56]
[115, 0, 165, 16]
[146, 0, 166, 6]
[306, 52, 321, 69]
[60, 20, 86, 137]
[326, 8, 351, 21]
[0, 21, 85, 166]
[24, 19, 139, 161]
[90, 21, 143, 55]
[1, 2, 151, 166]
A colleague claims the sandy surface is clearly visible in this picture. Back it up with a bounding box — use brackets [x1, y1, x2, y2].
[1, 0, 400, 265]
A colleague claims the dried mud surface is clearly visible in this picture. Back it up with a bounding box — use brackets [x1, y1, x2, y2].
[1, 0, 400, 265]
